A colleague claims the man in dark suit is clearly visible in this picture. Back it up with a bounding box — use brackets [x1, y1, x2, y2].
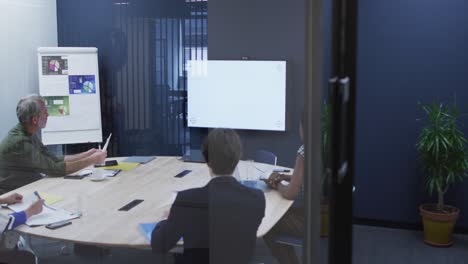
[151, 128, 266, 264]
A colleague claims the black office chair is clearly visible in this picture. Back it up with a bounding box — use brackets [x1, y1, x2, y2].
[254, 150, 277, 165]
[274, 185, 356, 249]
[0, 249, 35, 264]
[274, 235, 303, 247]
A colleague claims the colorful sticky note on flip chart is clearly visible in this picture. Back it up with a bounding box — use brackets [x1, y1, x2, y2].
[101, 162, 139, 171]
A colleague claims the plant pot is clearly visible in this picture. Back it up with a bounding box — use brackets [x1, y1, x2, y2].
[419, 204, 459, 247]
[320, 203, 329, 237]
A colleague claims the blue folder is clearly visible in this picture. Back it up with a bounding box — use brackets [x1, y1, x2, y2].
[139, 222, 184, 244]
[139, 222, 157, 242]
[240, 180, 267, 191]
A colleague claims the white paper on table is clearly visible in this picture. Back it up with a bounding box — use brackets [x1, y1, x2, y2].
[101, 169, 120, 177]
[26, 207, 76, 226]
[260, 169, 274, 179]
[7, 195, 37, 212]
[79, 169, 93, 176]
[8, 194, 78, 226]
[253, 165, 274, 180]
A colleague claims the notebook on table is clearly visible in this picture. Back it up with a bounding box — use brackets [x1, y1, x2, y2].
[123, 156, 157, 164]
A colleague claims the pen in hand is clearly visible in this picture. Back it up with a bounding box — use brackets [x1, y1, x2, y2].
[255, 166, 266, 173]
[33, 191, 54, 211]
[33, 191, 42, 200]
[273, 169, 291, 173]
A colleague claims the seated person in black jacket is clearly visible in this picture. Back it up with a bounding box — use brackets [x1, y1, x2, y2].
[151, 128, 266, 264]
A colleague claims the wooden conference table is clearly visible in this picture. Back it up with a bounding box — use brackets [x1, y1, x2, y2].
[2, 157, 294, 249]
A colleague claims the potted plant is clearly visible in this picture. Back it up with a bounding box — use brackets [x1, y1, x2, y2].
[320, 102, 330, 237]
[417, 101, 468, 246]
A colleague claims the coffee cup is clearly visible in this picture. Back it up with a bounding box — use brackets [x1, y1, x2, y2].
[90, 169, 106, 181]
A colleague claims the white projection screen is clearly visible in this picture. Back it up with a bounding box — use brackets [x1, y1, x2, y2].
[187, 60, 286, 131]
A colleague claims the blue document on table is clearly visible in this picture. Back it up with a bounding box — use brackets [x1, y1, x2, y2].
[240, 180, 267, 191]
[139, 222, 184, 244]
[139, 222, 157, 242]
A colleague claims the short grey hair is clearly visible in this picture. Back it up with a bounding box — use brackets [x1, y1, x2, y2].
[16, 94, 44, 125]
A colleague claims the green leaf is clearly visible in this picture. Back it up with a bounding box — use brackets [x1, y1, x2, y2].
[416, 100, 468, 206]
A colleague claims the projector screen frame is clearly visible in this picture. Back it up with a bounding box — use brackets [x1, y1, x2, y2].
[187, 60, 290, 132]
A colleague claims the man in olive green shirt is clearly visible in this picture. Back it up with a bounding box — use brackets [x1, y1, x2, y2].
[0, 94, 107, 194]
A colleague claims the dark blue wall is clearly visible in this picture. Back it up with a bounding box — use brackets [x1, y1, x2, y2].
[208, 0, 307, 167]
[354, 0, 468, 228]
[57, 0, 190, 157]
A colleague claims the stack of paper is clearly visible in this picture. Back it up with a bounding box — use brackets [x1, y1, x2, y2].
[8, 194, 78, 226]
[8, 193, 62, 211]
[26, 207, 77, 226]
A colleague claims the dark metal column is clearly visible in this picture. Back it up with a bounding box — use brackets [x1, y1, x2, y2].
[328, 0, 358, 263]
[304, 0, 323, 263]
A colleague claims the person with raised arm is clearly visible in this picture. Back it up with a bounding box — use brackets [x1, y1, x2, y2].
[0, 94, 107, 194]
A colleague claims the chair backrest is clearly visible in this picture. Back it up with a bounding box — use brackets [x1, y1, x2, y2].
[254, 150, 277, 165]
